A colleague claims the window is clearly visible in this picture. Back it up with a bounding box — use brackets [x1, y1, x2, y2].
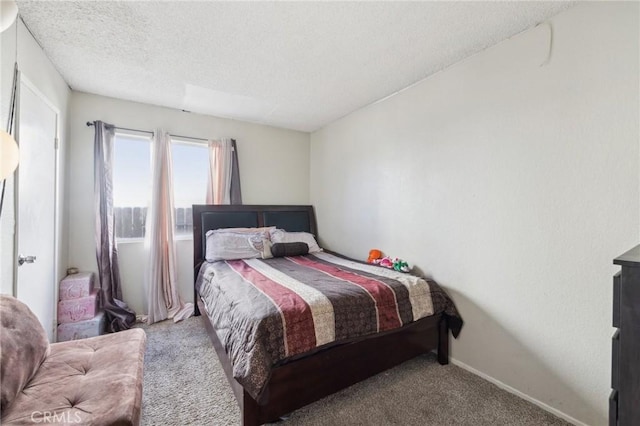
[171, 140, 209, 236]
[113, 133, 152, 239]
[112, 133, 208, 240]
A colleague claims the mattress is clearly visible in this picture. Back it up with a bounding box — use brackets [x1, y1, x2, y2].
[195, 251, 462, 400]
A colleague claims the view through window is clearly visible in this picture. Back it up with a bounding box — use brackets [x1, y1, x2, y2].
[171, 140, 208, 236]
[113, 134, 208, 239]
[113, 133, 151, 239]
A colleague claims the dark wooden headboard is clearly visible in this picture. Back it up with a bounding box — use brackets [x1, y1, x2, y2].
[192, 204, 317, 314]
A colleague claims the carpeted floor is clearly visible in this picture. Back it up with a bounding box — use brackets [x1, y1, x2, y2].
[140, 317, 569, 426]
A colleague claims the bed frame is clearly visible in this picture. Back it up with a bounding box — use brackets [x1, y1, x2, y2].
[192, 204, 449, 426]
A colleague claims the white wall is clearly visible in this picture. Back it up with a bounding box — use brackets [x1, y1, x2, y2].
[67, 92, 310, 314]
[1, 19, 71, 335]
[310, 3, 639, 425]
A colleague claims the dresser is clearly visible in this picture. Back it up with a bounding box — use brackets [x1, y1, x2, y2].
[611, 245, 640, 426]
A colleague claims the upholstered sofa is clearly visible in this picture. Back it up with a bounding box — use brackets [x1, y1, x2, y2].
[0, 295, 146, 425]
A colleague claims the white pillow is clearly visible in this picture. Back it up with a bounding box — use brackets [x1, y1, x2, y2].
[269, 229, 322, 253]
[210, 226, 275, 234]
[205, 229, 272, 261]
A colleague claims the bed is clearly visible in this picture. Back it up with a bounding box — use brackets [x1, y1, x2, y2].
[192, 204, 462, 426]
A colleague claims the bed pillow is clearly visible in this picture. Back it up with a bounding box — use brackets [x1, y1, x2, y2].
[269, 229, 322, 253]
[206, 229, 272, 261]
[209, 226, 275, 234]
[271, 242, 309, 257]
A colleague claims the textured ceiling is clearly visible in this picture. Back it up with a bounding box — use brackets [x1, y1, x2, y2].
[17, 1, 575, 132]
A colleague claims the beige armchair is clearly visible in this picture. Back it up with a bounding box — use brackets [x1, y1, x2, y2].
[0, 295, 146, 425]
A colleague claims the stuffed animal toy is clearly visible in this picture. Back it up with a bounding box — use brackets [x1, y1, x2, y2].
[367, 249, 382, 263]
[378, 256, 394, 268]
[367, 249, 412, 273]
[392, 258, 411, 273]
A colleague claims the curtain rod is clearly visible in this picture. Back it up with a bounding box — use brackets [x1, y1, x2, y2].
[85, 121, 209, 142]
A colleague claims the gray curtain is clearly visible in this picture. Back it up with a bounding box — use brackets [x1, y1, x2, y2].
[94, 120, 136, 332]
[230, 139, 242, 204]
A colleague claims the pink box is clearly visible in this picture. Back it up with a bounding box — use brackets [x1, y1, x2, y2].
[57, 311, 105, 342]
[57, 289, 99, 324]
[59, 272, 95, 300]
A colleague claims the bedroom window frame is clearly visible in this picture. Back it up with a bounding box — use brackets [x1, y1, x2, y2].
[112, 132, 211, 243]
[170, 137, 209, 241]
[113, 130, 153, 243]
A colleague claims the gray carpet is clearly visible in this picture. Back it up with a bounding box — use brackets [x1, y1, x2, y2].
[140, 317, 569, 426]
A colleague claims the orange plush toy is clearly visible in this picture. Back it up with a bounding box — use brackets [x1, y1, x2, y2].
[367, 249, 383, 264]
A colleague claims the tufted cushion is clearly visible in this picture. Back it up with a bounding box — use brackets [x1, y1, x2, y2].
[0, 295, 50, 412]
[1, 328, 146, 426]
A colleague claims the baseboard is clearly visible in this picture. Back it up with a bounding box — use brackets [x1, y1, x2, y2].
[449, 358, 588, 426]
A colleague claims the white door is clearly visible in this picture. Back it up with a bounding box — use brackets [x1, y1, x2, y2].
[15, 76, 58, 341]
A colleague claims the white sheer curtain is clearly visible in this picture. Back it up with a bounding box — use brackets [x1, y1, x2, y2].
[206, 138, 233, 204]
[145, 129, 194, 324]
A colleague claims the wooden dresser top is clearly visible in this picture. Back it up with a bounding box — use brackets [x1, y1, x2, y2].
[614, 244, 640, 267]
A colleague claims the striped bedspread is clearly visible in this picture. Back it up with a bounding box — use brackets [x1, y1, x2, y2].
[196, 251, 462, 401]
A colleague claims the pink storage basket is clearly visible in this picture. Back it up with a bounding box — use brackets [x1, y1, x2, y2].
[59, 272, 94, 300]
[57, 289, 99, 324]
[57, 311, 106, 342]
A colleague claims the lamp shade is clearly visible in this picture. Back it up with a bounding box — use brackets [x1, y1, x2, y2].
[0, 0, 18, 34]
[0, 130, 19, 180]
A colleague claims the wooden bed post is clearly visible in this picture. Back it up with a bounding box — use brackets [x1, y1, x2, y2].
[437, 317, 449, 365]
[193, 286, 201, 316]
[242, 391, 261, 426]
[193, 204, 202, 317]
